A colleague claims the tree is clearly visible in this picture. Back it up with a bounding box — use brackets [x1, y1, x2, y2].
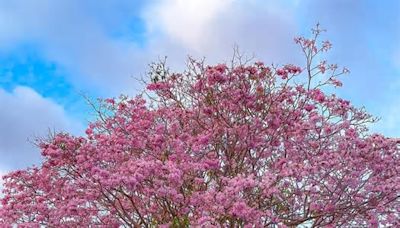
[1, 25, 399, 227]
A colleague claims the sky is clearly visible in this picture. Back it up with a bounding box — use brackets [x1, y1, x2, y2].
[0, 0, 399, 176]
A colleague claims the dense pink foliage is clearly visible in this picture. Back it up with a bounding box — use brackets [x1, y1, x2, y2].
[1, 27, 399, 227]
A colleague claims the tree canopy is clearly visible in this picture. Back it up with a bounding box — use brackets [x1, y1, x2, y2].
[1, 26, 399, 227]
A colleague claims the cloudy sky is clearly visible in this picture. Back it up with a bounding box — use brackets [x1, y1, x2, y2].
[0, 0, 399, 175]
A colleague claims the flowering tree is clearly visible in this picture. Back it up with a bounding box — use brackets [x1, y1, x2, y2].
[1, 26, 399, 227]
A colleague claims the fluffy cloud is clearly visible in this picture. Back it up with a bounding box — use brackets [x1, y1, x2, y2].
[0, 0, 145, 94]
[0, 86, 83, 171]
[143, 0, 300, 65]
[144, 0, 235, 53]
[0, 0, 300, 94]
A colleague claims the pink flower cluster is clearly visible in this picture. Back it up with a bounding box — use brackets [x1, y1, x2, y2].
[1, 26, 399, 227]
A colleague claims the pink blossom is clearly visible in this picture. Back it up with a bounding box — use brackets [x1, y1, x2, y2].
[1, 25, 399, 228]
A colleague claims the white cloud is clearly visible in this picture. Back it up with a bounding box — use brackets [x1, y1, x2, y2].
[0, 0, 145, 94]
[0, 0, 300, 95]
[0, 86, 84, 171]
[144, 0, 234, 53]
[143, 0, 300, 65]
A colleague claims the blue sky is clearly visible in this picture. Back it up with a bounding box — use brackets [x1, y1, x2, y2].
[0, 0, 399, 175]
